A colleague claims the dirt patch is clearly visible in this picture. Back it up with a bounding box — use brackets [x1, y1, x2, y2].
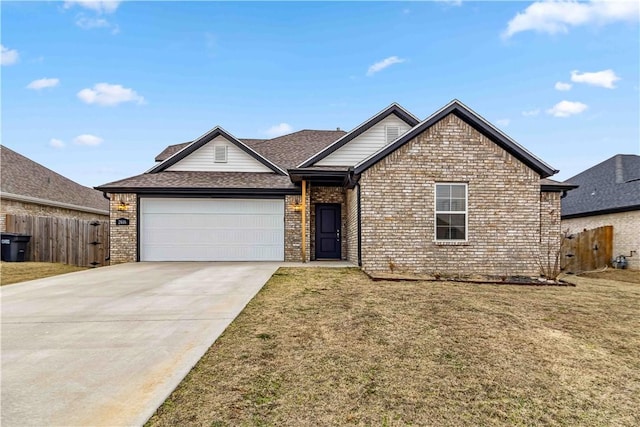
[0, 261, 88, 285]
[577, 268, 640, 284]
[147, 268, 640, 427]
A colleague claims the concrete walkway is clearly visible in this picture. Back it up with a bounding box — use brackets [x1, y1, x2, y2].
[1, 262, 280, 427]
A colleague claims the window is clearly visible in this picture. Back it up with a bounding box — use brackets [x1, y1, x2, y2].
[214, 145, 228, 163]
[385, 125, 400, 143]
[435, 183, 467, 241]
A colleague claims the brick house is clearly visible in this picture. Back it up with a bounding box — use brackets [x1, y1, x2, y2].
[96, 100, 573, 276]
[561, 154, 640, 270]
[0, 145, 109, 232]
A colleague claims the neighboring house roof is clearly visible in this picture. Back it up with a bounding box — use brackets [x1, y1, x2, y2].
[353, 100, 558, 178]
[0, 145, 109, 214]
[561, 154, 640, 218]
[298, 103, 420, 168]
[148, 126, 287, 175]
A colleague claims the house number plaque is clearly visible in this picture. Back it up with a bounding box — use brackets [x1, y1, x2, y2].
[115, 218, 130, 226]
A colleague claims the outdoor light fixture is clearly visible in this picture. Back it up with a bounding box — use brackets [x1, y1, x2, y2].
[292, 202, 303, 212]
[117, 201, 129, 211]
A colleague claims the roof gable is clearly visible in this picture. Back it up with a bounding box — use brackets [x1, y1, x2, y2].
[353, 100, 558, 178]
[148, 127, 287, 175]
[298, 103, 420, 168]
[561, 154, 640, 217]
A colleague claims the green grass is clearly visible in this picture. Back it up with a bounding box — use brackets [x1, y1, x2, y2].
[147, 267, 640, 426]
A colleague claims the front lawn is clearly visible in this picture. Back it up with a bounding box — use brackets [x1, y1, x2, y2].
[147, 268, 640, 426]
[0, 261, 88, 285]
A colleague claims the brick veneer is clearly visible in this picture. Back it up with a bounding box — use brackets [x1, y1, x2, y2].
[562, 210, 640, 270]
[359, 113, 544, 276]
[0, 198, 107, 232]
[108, 193, 137, 264]
[345, 187, 359, 264]
[284, 194, 310, 262]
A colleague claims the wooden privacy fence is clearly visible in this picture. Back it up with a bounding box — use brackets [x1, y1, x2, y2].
[561, 225, 613, 274]
[4, 214, 109, 267]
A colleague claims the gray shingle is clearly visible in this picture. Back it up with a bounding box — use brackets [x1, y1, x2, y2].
[1, 145, 109, 212]
[561, 154, 640, 217]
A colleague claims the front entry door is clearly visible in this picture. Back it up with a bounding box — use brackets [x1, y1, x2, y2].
[315, 204, 341, 259]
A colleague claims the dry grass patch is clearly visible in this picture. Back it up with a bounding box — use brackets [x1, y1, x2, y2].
[147, 268, 640, 427]
[0, 261, 87, 285]
[578, 268, 640, 284]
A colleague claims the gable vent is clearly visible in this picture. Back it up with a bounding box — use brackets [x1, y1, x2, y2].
[214, 145, 228, 163]
[386, 126, 400, 143]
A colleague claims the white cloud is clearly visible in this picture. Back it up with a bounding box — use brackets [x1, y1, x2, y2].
[366, 56, 406, 76]
[75, 16, 110, 29]
[570, 69, 620, 89]
[64, 0, 121, 14]
[546, 100, 588, 118]
[495, 119, 510, 127]
[27, 78, 60, 90]
[522, 109, 541, 117]
[502, 0, 640, 38]
[1, 44, 19, 66]
[265, 123, 293, 138]
[77, 83, 145, 106]
[555, 81, 572, 91]
[74, 134, 104, 146]
[49, 138, 65, 149]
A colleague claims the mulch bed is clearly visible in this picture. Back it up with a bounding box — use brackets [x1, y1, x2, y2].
[368, 272, 574, 286]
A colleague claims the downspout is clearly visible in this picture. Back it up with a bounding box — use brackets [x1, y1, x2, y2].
[357, 183, 362, 267]
[102, 192, 111, 262]
[102, 192, 110, 201]
[301, 180, 307, 263]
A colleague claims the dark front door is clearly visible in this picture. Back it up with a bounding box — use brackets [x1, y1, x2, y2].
[315, 204, 341, 259]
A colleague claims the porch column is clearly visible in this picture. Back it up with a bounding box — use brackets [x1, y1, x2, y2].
[301, 180, 307, 262]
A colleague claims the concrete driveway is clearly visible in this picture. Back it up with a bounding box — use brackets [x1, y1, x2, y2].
[1, 262, 280, 427]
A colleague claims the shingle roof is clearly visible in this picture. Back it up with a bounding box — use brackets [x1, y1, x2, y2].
[148, 127, 287, 175]
[1, 145, 109, 213]
[153, 131, 345, 170]
[561, 154, 640, 218]
[251, 130, 346, 169]
[96, 171, 295, 192]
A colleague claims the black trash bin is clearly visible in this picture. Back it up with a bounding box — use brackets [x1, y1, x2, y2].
[1, 233, 31, 262]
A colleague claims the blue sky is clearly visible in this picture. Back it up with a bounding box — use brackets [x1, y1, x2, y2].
[2, 0, 639, 187]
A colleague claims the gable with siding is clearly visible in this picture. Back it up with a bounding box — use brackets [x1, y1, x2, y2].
[166, 135, 273, 173]
[315, 114, 413, 167]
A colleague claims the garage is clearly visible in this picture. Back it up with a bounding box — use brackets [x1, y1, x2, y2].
[140, 198, 284, 261]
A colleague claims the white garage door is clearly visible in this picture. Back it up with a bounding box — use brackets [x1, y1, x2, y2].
[140, 198, 284, 261]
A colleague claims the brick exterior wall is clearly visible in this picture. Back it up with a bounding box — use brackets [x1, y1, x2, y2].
[284, 194, 310, 262]
[108, 193, 137, 264]
[345, 187, 359, 264]
[359, 113, 542, 277]
[309, 185, 347, 260]
[0, 198, 107, 232]
[562, 210, 640, 270]
[540, 191, 562, 272]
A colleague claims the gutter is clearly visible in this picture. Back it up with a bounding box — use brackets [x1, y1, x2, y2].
[0, 192, 109, 216]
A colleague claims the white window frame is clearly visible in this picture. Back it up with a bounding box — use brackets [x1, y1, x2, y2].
[214, 145, 228, 163]
[385, 125, 400, 143]
[434, 183, 468, 242]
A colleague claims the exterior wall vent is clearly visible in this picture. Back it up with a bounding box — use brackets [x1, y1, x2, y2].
[386, 126, 400, 143]
[214, 145, 228, 163]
